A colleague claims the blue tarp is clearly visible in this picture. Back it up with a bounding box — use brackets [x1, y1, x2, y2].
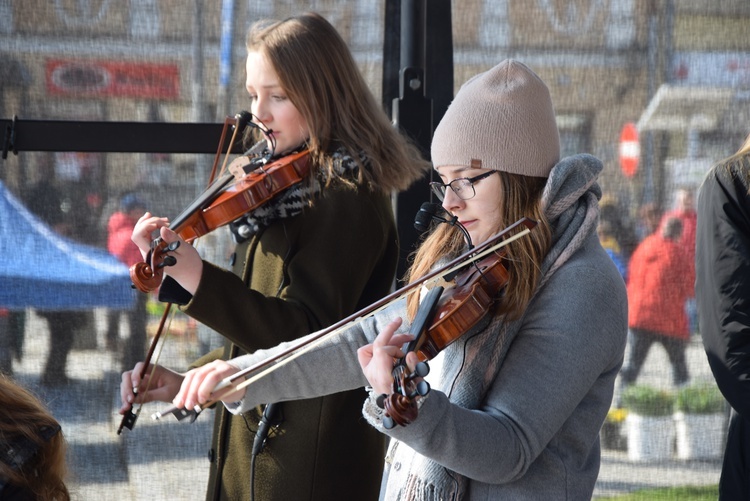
[0, 180, 135, 310]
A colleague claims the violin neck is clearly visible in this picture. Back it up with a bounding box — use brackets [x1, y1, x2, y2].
[403, 285, 444, 357]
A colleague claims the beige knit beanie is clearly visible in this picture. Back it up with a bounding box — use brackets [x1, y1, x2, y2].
[431, 59, 560, 178]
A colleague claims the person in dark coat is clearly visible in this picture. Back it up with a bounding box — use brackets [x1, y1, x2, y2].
[120, 12, 430, 501]
[696, 133, 750, 500]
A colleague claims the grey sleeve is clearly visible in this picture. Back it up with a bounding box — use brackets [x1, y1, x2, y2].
[226, 298, 409, 414]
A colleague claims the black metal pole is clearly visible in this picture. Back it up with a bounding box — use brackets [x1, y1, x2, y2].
[384, 0, 453, 284]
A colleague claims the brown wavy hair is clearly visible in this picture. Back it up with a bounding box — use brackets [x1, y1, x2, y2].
[405, 171, 552, 321]
[244, 12, 430, 192]
[0, 375, 69, 500]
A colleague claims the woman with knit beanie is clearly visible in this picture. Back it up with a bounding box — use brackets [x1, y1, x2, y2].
[147, 59, 628, 499]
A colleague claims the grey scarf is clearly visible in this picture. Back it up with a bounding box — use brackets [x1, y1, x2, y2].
[384, 153, 603, 500]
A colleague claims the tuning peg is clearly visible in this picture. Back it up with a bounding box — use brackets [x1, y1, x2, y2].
[166, 240, 180, 252]
[405, 361, 430, 380]
[383, 416, 395, 430]
[156, 256, 177, 269]
[376, 393, 387, 409]
[415, 380, 430, 397]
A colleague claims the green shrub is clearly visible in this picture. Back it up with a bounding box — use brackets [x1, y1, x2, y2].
[620, 385, 674, 417]
[675, 383, 725, 414]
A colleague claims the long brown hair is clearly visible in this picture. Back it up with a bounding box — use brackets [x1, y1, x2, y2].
[405, 171, 552, 321]
[0, 375, 69, 500]
[245, 12, 430, 192]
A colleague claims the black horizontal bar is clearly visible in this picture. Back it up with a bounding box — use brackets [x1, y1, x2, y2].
[1, 118, 246, 156]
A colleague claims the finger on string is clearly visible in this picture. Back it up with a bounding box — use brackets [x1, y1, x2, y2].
[373, 318, 403, 347]
[386, 333, 414, 348]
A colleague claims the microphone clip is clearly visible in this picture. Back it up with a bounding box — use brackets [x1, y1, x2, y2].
[414, 202, 473, 250]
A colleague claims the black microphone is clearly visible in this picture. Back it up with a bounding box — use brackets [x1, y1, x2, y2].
[251, 403, 280, 457]
[414, 202, 473, 249]
[235, 110, 252, 129]
[414, 202, 443, 232]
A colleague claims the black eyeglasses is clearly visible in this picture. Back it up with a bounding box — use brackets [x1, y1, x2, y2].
[429, 170, 498, 201]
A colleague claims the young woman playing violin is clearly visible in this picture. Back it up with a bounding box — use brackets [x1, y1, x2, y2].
[136, 60, 629, 499]
[119, 12, 429, 501]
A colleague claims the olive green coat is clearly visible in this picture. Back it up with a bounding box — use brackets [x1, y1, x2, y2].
[185, 185, 395, 500]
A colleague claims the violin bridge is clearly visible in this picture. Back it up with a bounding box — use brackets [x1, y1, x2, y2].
[228, 155, 253, 181]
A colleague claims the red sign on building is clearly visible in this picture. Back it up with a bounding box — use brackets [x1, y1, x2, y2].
[46, 59, 180, 100]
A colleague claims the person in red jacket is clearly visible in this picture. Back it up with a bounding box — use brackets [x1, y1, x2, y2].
[106, 193, 148, 370]
[664, 187, 698, 335]
[621, 215, 694, 388]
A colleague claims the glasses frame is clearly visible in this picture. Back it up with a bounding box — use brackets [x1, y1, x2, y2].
[429, 170, 498, 201]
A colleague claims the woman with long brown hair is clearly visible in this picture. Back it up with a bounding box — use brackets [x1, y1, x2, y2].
[0, 375, 69, 500]
[120, 11, 429, 501]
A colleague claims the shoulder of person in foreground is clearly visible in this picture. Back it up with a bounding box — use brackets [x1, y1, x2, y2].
[696, 152, 750, 416]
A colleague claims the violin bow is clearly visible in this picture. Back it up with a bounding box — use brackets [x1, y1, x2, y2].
[117, 112, 251, 435]
[152, 216, 537, 422]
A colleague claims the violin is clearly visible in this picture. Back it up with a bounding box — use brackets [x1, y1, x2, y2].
[130, 149, 311, 293]
[150, 217, 537, 424]
[118, 112, 310, 435]
[379, 250, 511, 428]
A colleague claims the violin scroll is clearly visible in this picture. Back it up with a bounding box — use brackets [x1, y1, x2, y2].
[130, 241, 180, 293]
[379, 362, 431, 429]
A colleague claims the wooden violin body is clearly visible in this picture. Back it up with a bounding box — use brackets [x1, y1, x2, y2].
[130, 150, 311, 293]
[380, 245, 515, 428]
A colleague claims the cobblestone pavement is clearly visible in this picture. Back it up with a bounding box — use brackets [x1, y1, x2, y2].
[7, 309, 721, 499]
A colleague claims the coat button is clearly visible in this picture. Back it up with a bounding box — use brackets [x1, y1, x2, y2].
[208, 448, 215, 463]
[394, 462, 401, 471]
